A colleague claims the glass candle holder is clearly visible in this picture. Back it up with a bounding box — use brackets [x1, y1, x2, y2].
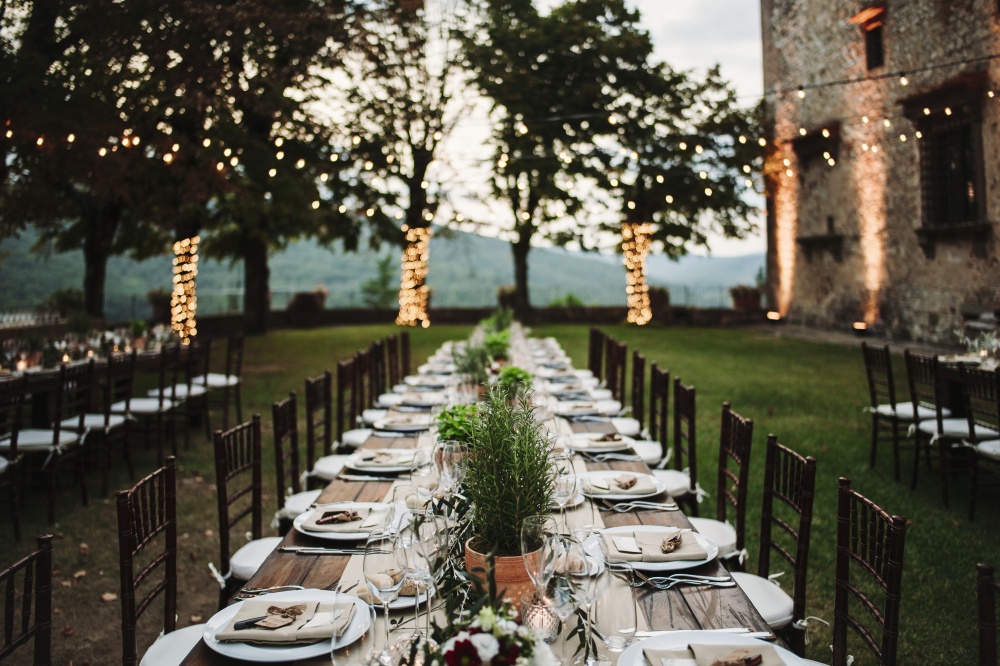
[520, 592, 560, 644]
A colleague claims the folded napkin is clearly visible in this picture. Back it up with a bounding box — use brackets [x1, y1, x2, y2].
[585, 473, 657, 496]
[378, 413, 431, 428]
[216, 599, 356, 645]
[354, 449, 415, 468]
[604, 529, 707, 563]
[644, 642, 785, 666]
[569, 433, 624, 449]
[400, 392, 447, 407]
[301, 505, 390, 533]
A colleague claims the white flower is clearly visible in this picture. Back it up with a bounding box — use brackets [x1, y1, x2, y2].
[495, 618, 518, 636]
[477, 607, 497, 632]
[470, 633, 501, 662]
[531, 641, 560, 666]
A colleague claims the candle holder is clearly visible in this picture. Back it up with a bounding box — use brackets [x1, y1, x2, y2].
[520, 592, 560, 644]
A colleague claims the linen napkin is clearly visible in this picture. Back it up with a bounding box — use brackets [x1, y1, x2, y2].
[354, 449, 416, 468]
[377, 413, 432, 429]
[568, 433, 625, 450]
[644, 642, 785, 666]
[603, 528, 707, 563]
[301, 505, 390, 533]
[585, 473, 657, 496]
[400, 392, 447, 407]
[216, 599, 356, 645]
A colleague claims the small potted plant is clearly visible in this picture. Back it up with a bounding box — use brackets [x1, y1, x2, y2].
[483, 330, 510, 363]
[496, 365, 532, 397]
[729, 285, 762, 312]
[462, 382, 554, 598]
[146, 288, 172, 324]
[436, 404, 478, 444]
[453, 343, 491, 392]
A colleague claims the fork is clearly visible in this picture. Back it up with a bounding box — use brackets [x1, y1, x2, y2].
[586, 453, 643, 462]
[609, 501, 679, 512]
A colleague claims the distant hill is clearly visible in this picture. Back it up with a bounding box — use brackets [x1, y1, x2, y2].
[0, 228, 763, 319]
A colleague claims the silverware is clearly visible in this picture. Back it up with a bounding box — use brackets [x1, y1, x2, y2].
[238, 584, 305, 595]
[278, 546, 388, 556]
[336, 473, 399, 482]
[590, 453, 643, 462]
[610, 501, 679, 512]
[635, 629, 775, 640]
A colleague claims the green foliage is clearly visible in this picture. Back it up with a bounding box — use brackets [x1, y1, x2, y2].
[483, 330, 510, 361]
[452, 343, 491, 386]
[480, 306, 513, 334]
[129, 319, 147, 339]
[461, 382, 554, 556]
[66, 311, 92, 337]
[547, 293, 585, 308]
[496, 365, 532, 396]
[42, 288, 85, 317]
[361, 255, 398, 309]
[435, 404, 478, 444]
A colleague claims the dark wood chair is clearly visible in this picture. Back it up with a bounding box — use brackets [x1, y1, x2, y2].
[604, 336, 627, 403]
[194, 333, 244, 431]
[905, 350, 975, 506]
[212, 415, 281, 609]
[93, 351, 136, 496]
[179, 338, 212, 441]
[689, 402, 753, 570]
[671, 377, 699, 515]
[978, 562, 999, 666]
[961, 365, 1000, 520]
[400, 331, 411, 379]
[369, 338, 387, 399]
[632, 362, 669, 466]
[304, 370, 334, 484]
[732, 434, 817, 656]
[630, 351, 646, 432]
[588, 327, 605, 381]
[337, 355, 368, 450]
[116, 344, 181, 460]
[0, 534, 52, 665]
[273, 392, 320, 535]
[833, 477, 908, 666]
[387, 334, 401, 387]
[0, 378, 22, 540]
[862, 342, 918, 481]
[117, 457, 204, 665]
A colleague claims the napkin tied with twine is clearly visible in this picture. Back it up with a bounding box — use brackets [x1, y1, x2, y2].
[216, 599, 356, 645]
[301, 505, 390, 533]
[604, 529, 708, 563]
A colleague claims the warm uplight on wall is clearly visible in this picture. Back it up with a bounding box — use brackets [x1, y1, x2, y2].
[171, 236, 199, 344]
[766, 311, 782, 321]
[396, 225, 432, 328]
[622, 223, 653, 326]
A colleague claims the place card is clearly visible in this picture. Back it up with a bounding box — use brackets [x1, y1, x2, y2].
[612, 536, 642, 554]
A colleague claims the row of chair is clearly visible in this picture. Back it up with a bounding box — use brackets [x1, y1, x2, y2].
[862, 342, 1000, 519]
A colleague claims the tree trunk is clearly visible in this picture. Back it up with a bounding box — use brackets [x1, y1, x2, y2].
[80, 203, 121, 321]
[511, 234, 532, 320]
[243, 237, 270, 334]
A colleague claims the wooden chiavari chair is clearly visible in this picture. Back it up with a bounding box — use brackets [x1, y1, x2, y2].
[272, 392, 321, 534]
[0, 534, 52, 665]
[0, 378, 22, 540]
[978, 563, 999, 666]
[960, 365, 1000, 520]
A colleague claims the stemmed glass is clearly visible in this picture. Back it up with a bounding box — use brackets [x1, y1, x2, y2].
[331, 589, 378, 666]
[409, 449, 439, 504]
[521, 514, 559, 596]
[393, 512, 439, 648]
[552, 460, 579, 533]
[363, 533, 404, 665]
[435, 440, 468, 493]
[540, 534, 583, 666]
[570, 530, 609, 666]
[592, 566, 637, 656]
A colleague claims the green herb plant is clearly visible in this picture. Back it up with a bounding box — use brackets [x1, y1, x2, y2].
[496, 365, 532, 396]
[483, 330, 510, 361]
[452, 343, 491, 387]
[481, 306, 513, 334]
[462, 382, 554, 556]
[436, 404, 478, 443]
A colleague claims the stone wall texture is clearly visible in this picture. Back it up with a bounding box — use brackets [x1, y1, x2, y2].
[761, 0, 1000, 344]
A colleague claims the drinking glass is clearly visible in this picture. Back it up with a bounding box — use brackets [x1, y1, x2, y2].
[409, 449, 439, 503]
[570, 530, 609, 666]
[552, 471, 579, 532]
[435, 440, 468, 491]
[363, 533, 404, 664]
[541, 535, 583, 665]
[331, 591, 378, 666]
[521, 514, 559, 595]
[592, 567, 637, 655]
[394, 513, 437, 645]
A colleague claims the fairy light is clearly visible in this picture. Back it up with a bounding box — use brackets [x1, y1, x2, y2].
[170, 235, 200, 344]
[622, 223, 653, 325]
[396, 225, 432, 328]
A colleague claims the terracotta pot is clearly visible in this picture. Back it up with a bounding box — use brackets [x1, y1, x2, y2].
[464, 538, 535, 602]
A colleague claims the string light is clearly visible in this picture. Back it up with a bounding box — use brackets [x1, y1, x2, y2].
[396, 225, 432, 328]
[170, 235, 199, 344]
[622, 223, 653, 326]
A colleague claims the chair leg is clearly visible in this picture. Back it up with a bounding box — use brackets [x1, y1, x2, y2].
[47, 465, 57, 524]
[911, 438, 921, 490]
[869, 414, 878, 469]
[890, 419, 901, 482]
[7, 479, 20, 541]
[221, 387, 231, 431]
[235, 384, 243, 424]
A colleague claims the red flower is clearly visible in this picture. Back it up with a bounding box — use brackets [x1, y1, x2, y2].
[444, 638, 482, 666]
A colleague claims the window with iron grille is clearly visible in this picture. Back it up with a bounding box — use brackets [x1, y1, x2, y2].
[920, 117, 981, 227]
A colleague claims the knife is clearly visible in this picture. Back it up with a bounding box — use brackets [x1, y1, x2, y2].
[336, 473, 399, 482]
[634, 629, 775, 640]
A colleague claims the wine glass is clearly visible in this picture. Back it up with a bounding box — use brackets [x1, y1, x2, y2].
[592, 566, 637, 655]
[394, 514, 437, 646]
[541, 534, 583, 665]
[409, 449, 439, 503]
[363, 533, 404, 664]
[435, 440, 468, 492]
[570, 530, 609, 666]
[521, 514, 559, 595]
[552, 470, 579, 533]
[331, 590, 378, 666]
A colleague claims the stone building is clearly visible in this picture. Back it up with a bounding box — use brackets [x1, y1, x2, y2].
[760, 0, 1000, 343]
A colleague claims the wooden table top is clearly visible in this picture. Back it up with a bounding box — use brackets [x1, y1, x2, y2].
[180, 427, 772, 665]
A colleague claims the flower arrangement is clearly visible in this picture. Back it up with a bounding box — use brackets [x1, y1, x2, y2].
[436, 606, 558, 666]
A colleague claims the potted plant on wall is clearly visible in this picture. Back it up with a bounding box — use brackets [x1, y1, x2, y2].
[462, 382, 554, 599]
[146, 288, 171, 324]
[729, 285, 761, 312]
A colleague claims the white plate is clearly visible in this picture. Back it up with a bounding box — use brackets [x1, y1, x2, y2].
[580, 471, 665, 501]
[564, 433, 634, 453]
[371, 589, 433, 611]
[293, 502, 401, 541]
[403, 375, 449, 389]
[618, 630, 804, 666]
[203, 589, 372, 663]
[601, 525, 719, 572]
[346, 450, 417, 474]
[374, 414, 433, 433]
[550, 491, 585, 510]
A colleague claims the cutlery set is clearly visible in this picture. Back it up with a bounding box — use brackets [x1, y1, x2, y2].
[598, 499, 679, 512]
[277, 546, 389, 556]
[608, 566, 736, 590]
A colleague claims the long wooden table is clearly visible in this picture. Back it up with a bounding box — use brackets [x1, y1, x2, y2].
[180, 421, 772, 665]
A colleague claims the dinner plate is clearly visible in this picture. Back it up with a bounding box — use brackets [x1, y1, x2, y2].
[618, 630, 805, 666]
[373, 414, 433, 433]
[203, 589, 372, 663]
[563, 432, 634, 453]
[345, 449, 418, 473]
[370, 588, 433, 611]
[579, 471, 665, 501]
[293, 502, 401, 541]
[403, 375, 449, 389]
[601, 525, 719, 572]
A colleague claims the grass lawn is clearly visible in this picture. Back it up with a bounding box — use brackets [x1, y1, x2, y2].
[1, 322, 993, 664]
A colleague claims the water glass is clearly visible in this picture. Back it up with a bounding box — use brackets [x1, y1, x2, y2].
[409, 449, 439, 502]
[330, 591, 378, 666]
[521, 514, 559, 593]
[592, 567, 637, 655]
[363, 534, 404, 663]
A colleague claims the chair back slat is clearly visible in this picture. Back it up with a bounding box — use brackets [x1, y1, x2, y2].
[978, 562, 1000, 666]
[0, 378, 26, 460]
[337, 357, 358, 446]
[387, 335, 400, 387]
[400, 331, 411, 379]
[648, 364, 669, 460]
[355, 348, 373, 410]
[273, 392, 300, 499]
[369, 339, 387, 399]
[0, 534, 52, 666]
[630, 351, 645, 429]
[672, 378, 697, 484]
[715, 403, 754, 552]
[213, 417, 264, 580]
[904, 350, 944, 427]
[962, 366, 1000, 433]
[116, 457, 176, 666]
[305, 371, 333, 469]
[588, 328, 605, 381]
[604, 337, 627, 403]
[862, 342, 896, 409]
[834, 477, 908, 666]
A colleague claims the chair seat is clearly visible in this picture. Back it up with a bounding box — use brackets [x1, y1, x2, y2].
[630, 439, 663, 466]
[279, 489, 323, 520]
[341, 428, 372, 449]
[377, 393, 403, 407]
[362, 409, 388, 425]
[688, 517, 737, 556]
[312, 454, 351, 481]
[0, 456, 7, 474]
[651, 469, 692, 498]
[976, 439, 1000, 461]
[230, 537, 283, 581]
[917, 418, 997, 441]
[194, 372, 240, 388]
[573, 369, 594, 379]
[0, 429, 79, 452]
[115, 398, 175, 415]
[139, 623, 206, 666]
[611, 417, 641, 437]
[875, 402, 944, 421]
[731, 572, 794, 628]
[148, 384, 207, 399]
[60, 413, 127, 432]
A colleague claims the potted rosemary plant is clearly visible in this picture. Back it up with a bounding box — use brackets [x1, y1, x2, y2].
[462, 382, 555, 597]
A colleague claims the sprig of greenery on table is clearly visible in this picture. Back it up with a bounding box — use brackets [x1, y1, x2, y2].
[462, 382, 554, 556]
[496, 365, 532, 396]
[436, 404, 478, 443]
[480, 306, 514, 334]
[483, 330, 510, 361]
[453, 343, 492, 387]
